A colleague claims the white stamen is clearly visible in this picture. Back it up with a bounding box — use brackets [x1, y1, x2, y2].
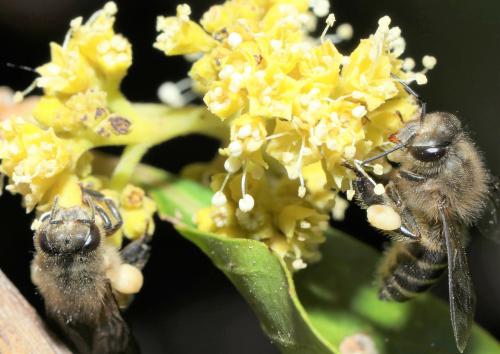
[402, 57, 416, 71]
[158, 82, 184, 107]
[320, 13, 336, 42]
[224, 157, 242, 173]
[325, 13, 336, 27]
[331, 197, 349, 221]
[373, 164, 384, 175]
[212, 191, 228, 207]
[241, 162, 248, 196]
[390, 37, 406, 57]
[227, 32, 243, 48]
[16, 78, 40, 102]
[217, 172, 231, 196]
[378, 15, 391, 28]
[158, 78, 194, 107]
[237, 124, 252, 139]
[415, 73, 428, 85]
[298, 185, 306, 198]
[310, 0, 330, 18]
[228, 140, 243, 157]
[422, 55, 437, 70]
[292, 258, 307, 270]
[387, 26, 402, 41]
[176, 4, 192, 22]
[352, 105, 367, 118]
[104, 2, 118, 15]
[239, 194, 255, 213]
[374, 183, 385, 195]
[336, 23, 353, 41]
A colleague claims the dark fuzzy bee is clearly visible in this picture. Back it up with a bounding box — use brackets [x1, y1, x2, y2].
[31, 189, 151, 354]
[347, 86, 500, 353]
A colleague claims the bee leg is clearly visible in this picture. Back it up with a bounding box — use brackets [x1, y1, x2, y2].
[95, 204, 114, 232]
[398, 169, 426, 182]
[102, 197, 124, 233]
[384, 183, 421, 241]
[343, 162, 421, 241]
[82, 188, 124, 235]
[120, 233, 152, 271]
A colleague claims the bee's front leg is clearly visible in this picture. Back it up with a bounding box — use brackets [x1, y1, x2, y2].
[344, 161, 421, 241]
[82, 188, 124, 236]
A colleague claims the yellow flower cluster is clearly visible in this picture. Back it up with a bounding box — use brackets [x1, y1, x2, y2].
[31, 1, 133, 137]
[0, 3, 155, 245]
[0, 118, 74, 211]
[156, 0, 436, 268]
[37, 2, 131, 96]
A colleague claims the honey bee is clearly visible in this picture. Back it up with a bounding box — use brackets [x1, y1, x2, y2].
[346, 85, 500, 353]
[31, 188, 151, 354]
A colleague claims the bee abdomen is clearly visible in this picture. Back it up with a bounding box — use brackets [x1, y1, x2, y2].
[379, 242, 447, 302]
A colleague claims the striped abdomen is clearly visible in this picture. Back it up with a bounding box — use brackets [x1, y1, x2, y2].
[378, 241, 447, 302]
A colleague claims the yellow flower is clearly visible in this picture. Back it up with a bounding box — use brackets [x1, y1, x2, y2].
[33, 89, 108, 133]
[154, 4, 217, 55]
[247, 66, 301, 119]
[197, 170, 327, 267]
[1, 3, 165, 253]
[119, 185, 157, 240]
[70, 2, 132, 79]
[337, 39, 398, 111]
[0, 118, 76, 211]
[36, 43, 95, 96]
[158, 0, 436, 269]
[36, 2, 131, 97]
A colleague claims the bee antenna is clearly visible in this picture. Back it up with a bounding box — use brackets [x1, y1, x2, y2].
[391, 74, 427, 123]
[49, 197, 59, 223]
[4, 62, 37, 74]
[361, 133, 416, 166]
[85, 195, 96, 223]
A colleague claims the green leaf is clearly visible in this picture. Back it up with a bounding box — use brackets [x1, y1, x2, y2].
[296, 229, 499, 354]
[141, 172, 499, 354]
[176, 226, 334, 354]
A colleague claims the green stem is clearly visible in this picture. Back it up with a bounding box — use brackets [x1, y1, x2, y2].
[109, 143, 152, 190]
[88, 92, 227, 190]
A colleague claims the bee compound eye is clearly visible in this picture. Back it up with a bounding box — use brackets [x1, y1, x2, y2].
[81, 224, 101, 252]
[409, 145, 447, 162]
[38, 231, 57, 255]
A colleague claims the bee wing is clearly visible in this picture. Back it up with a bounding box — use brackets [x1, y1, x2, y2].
[93, 282, 140, 354]
[476, 175, 500, 243]
[439, 206, 476, 353]
[53, 282, 139, 354]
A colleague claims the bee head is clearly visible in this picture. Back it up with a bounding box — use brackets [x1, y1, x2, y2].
[36, 199, 101, 255]
[398, 112, 462, 163]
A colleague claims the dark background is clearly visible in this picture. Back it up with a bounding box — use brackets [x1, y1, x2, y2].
[0, 1, 499, 353]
